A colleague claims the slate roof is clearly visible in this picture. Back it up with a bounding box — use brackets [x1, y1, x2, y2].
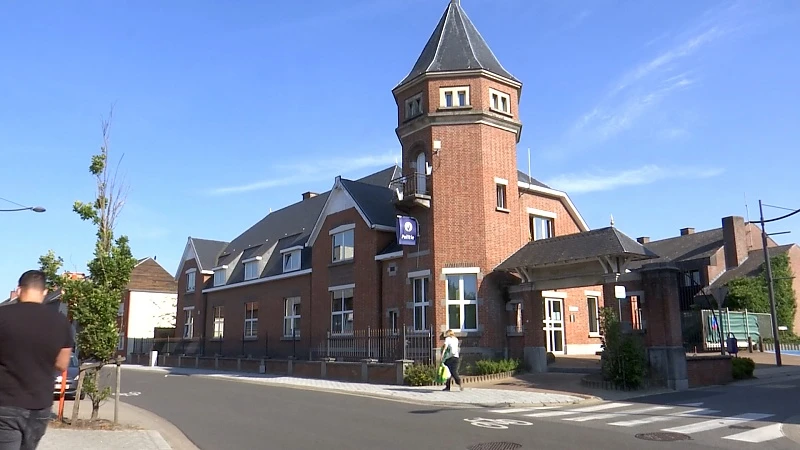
[190, 238, 229, 272]
[710, 244, 796, 288]
[496, 227, 657, 271]
[627, 228, 725, 270]
[340, 178, 398, 228]
[207, 166, 402, 288]
[517, 170, 550, 189]
[397, 0, 519, 87]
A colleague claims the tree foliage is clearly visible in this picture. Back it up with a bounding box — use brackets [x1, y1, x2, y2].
[37, 250, 64, 292]
[725, 253, 797, 334]
[49, 108, 137, 420]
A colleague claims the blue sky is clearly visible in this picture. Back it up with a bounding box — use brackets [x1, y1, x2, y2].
[1, 0, 799, 294]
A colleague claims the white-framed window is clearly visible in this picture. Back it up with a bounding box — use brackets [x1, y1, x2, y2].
[283, 250, 301, 272]
[588, 296, 600, 336]
[244, 261, 259, 281]
[388, 310, 399, 334]
[412, 277, 429, 331]
[183, 309, 194, 339]
[213, 267, 227, 287]
[496, 184, 507, 209]
[186, 271, 196, 292]
[440, 86, 470, 108]
[332, 229, 355, 263]
[331, 288, 354, 334]
[213, 306, 224, 339]
[117, 332, 125, 351]
[405, 93, 423, 119]
[244, 302, 258, 338]
[446, 274, 478, 331]
[530, 215, 554, 241]
[284, 297, 301, 338]
[490, 88, 511, 114]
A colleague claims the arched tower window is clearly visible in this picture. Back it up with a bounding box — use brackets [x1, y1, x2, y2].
[415, 151, 427, 195]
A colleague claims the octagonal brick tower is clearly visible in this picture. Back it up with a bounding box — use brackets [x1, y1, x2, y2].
[392, 0, 524, 349]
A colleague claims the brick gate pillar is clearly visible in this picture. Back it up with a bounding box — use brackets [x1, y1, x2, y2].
[640, 265, 688, 390]
[510, 283, 547, 372]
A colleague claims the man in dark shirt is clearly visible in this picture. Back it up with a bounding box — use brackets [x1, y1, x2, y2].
[0, 270, 73, 450]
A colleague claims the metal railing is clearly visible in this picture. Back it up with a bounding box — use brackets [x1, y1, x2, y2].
[312, 327, 434, 364]
[390, 172, 430, 198]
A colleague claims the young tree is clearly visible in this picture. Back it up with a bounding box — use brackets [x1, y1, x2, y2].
[37, 250, 64, 292]
[61, 108, 137, 420]
[726, 253, 797, 335]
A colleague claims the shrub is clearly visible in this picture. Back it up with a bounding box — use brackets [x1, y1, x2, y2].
[404, 364, 436, 386]
[732, 357, 755, 380]
[546, 352, 556, 365]
[473, 358, 521, 375]
[599, 307, 648, 389]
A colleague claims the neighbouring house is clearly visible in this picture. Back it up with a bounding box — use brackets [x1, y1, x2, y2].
[117, 257, 179, 356]
[627, 216, 800, 343]
[172, 0, 609, 363]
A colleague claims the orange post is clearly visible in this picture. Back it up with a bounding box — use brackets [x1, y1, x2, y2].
[57, 369, 67, 420]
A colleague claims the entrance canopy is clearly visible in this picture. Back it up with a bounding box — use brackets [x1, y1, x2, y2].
[496, 227, 658, 290]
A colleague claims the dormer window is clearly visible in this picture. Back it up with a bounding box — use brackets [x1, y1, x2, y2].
[440, 86, 470, 108]
[243, 257, 262, 281]
[281, 247, 302, 273]
[212, 265, 228, 287]
[405, 93, 423, 119]
[489, 88, 511, 114]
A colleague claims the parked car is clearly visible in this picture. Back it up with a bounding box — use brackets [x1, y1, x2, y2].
[54, 355, 85, 400]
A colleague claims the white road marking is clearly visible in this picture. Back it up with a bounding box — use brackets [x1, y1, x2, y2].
[490, 407, 556, 414]
[609, 408, 719, 427]
[663, 413, 774, 434]
[563, 406, 673, 423]
[524, 402, 632, 418]
[723, 423, 784, 443]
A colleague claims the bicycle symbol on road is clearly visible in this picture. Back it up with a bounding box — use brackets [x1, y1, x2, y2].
[464, 417, 533, 429]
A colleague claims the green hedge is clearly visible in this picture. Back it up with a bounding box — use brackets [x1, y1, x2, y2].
[473, 358, 521, 375]
[732, 357, 755, 380]
[403, 364, 436, 386]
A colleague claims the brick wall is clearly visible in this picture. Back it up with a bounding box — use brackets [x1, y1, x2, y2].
[788, 245, 800, 333]
[686, 355, 733, 387]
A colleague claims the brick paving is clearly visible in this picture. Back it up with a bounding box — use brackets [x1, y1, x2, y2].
[125, 365, 585, 407]
[39, 430, 171, 449]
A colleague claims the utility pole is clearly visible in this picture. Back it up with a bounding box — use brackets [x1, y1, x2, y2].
[759, 200, 782, 367]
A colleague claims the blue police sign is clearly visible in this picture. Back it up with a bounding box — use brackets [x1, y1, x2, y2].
[396, 216, 418, 246]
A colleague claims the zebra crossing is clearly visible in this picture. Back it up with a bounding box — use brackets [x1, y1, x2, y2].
[485, 401, 786, 443]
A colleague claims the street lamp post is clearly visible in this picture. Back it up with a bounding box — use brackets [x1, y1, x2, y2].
[0, 206, 46, 213]
[759, 200, 782, 367]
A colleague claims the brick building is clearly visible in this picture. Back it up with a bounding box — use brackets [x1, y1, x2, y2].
[173, 0, 606, 362]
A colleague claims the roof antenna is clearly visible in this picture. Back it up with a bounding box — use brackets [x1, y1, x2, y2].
[527, 148, 532, 186]
[744, 192, 753, 247]
[610, 214, 615, 227]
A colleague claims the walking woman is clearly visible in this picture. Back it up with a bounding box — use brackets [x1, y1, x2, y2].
[441, 329, 462, 391]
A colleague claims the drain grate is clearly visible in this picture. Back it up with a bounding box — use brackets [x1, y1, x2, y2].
[467, 443, 523, 450]
[635, 432, 692, 442]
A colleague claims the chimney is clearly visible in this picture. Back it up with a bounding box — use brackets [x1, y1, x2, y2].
[637, 237, 650, 244]
[64, 272, 86, 281]
[680, 227, 695, 236]
[722, 216, 748, 269]
[302, 192, 318, 200]
[9, 290, 15, 300]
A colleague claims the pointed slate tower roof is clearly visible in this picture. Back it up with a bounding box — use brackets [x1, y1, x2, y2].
[397, 0, 519, 88]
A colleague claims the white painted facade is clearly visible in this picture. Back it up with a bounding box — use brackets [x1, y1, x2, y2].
[126, 291, 177, 338]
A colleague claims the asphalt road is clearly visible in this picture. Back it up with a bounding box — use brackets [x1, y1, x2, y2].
[116, 369, 788, 450]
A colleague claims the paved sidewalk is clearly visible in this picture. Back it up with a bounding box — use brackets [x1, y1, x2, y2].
[124, 365, 586, 407]
[39, 430, 171, 450]
[44, 396, 198, 450]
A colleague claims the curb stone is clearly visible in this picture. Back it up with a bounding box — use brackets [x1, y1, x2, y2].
[125, 365, 588, 408]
